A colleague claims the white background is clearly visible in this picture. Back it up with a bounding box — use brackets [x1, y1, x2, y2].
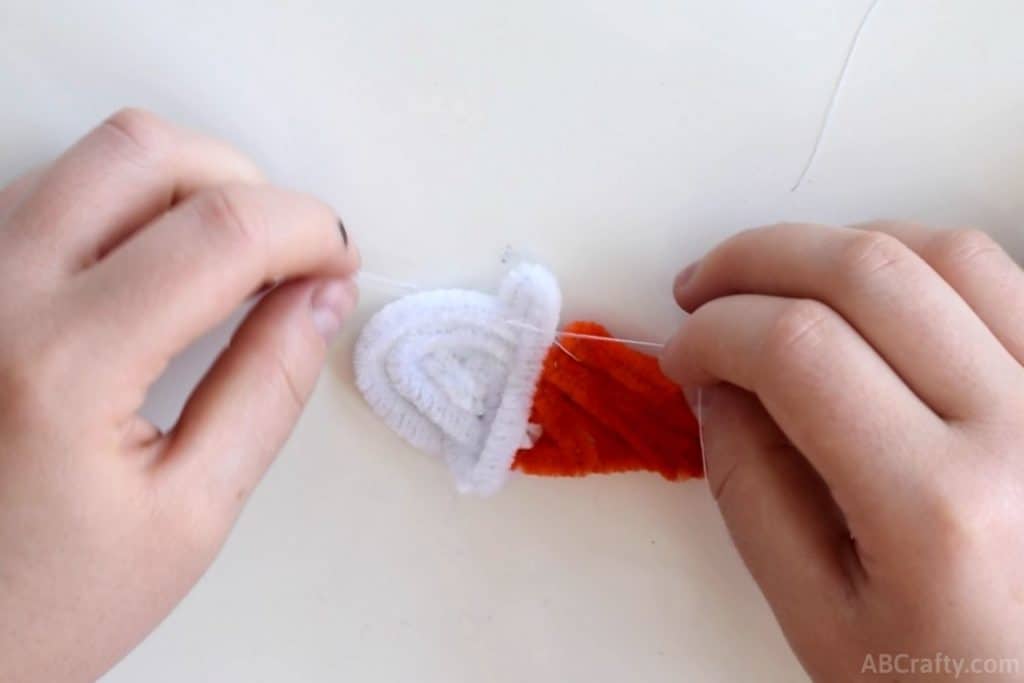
[2, 1, 1022, 681]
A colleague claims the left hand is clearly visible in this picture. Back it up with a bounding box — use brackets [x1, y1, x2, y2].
[0, 109, 359, 683]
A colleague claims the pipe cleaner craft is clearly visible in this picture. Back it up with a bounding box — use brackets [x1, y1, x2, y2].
[354, 264, 703, 495]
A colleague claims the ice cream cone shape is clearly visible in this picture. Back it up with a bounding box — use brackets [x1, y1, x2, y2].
[354, 264, 703, 496]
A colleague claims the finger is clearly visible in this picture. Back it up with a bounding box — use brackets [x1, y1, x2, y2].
[73, 183, 359, 389]
[697, 384, 859, 642]
[853, 221, 1024, 366]
[673, 223, 1023, 419]
[157, 277, 357, 523]
[661, 294, 946, 529]
[9, 108, 264, 271]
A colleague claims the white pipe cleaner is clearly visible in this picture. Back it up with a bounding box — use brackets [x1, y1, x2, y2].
[354, 264, 561, 495]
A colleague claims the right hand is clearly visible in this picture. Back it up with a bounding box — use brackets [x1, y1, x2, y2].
[661, 222, 1024, 681]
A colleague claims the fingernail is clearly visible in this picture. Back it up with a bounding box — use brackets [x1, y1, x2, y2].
[674, 260, 701, 292]
[311, 278, 358, 342]
[338, 218, 349, 247]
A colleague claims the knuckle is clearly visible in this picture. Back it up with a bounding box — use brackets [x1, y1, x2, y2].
[195, 185, 263, 255]
[916, 451, 1006, 566]
[764, 299, 835, 367]
[923, 483, 988, 561]
[836, 230, 912, 283]
[929, 227, 1001, 270]
[99, 108, 169, 163]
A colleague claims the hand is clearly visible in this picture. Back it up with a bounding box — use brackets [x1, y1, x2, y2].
[0, 109, 359, 682]
[661, 222, 1024, 681]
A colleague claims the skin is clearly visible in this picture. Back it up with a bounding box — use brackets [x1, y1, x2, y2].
[0, 110, 359, 682]
[0, 112, 1019, 682]
[661, 222, 1024, 681]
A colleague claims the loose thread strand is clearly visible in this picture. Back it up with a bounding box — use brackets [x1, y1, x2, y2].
[357, 270, 666, 351]
[357, 270, 422, 291]
[696, 387, 708, 484]
[504, 319, 665, 350]
[790, 0, 881, 192]
[552, 338, 580, 362]
[557, 329, 665, 350]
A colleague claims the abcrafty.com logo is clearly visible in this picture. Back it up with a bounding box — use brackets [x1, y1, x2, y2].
[862, 652, 1020, 678]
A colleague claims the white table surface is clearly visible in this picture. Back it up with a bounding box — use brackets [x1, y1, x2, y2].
[2, 2, 1022, 681]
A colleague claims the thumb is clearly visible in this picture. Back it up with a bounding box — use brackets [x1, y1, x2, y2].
[159, 277, 357, 524]
[696, 384, 858, 648]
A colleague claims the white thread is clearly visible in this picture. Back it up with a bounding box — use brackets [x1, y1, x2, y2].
[790, 0, 881, 192]
[354, 274, 666, 351]
[505, 319, 665, 350]
[357, 270, 422, 291]
[551, 337, 580, 362]
[696, 387, 708, 489]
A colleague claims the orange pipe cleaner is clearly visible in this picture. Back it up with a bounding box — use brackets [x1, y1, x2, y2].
[513, 321, 704, 481]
